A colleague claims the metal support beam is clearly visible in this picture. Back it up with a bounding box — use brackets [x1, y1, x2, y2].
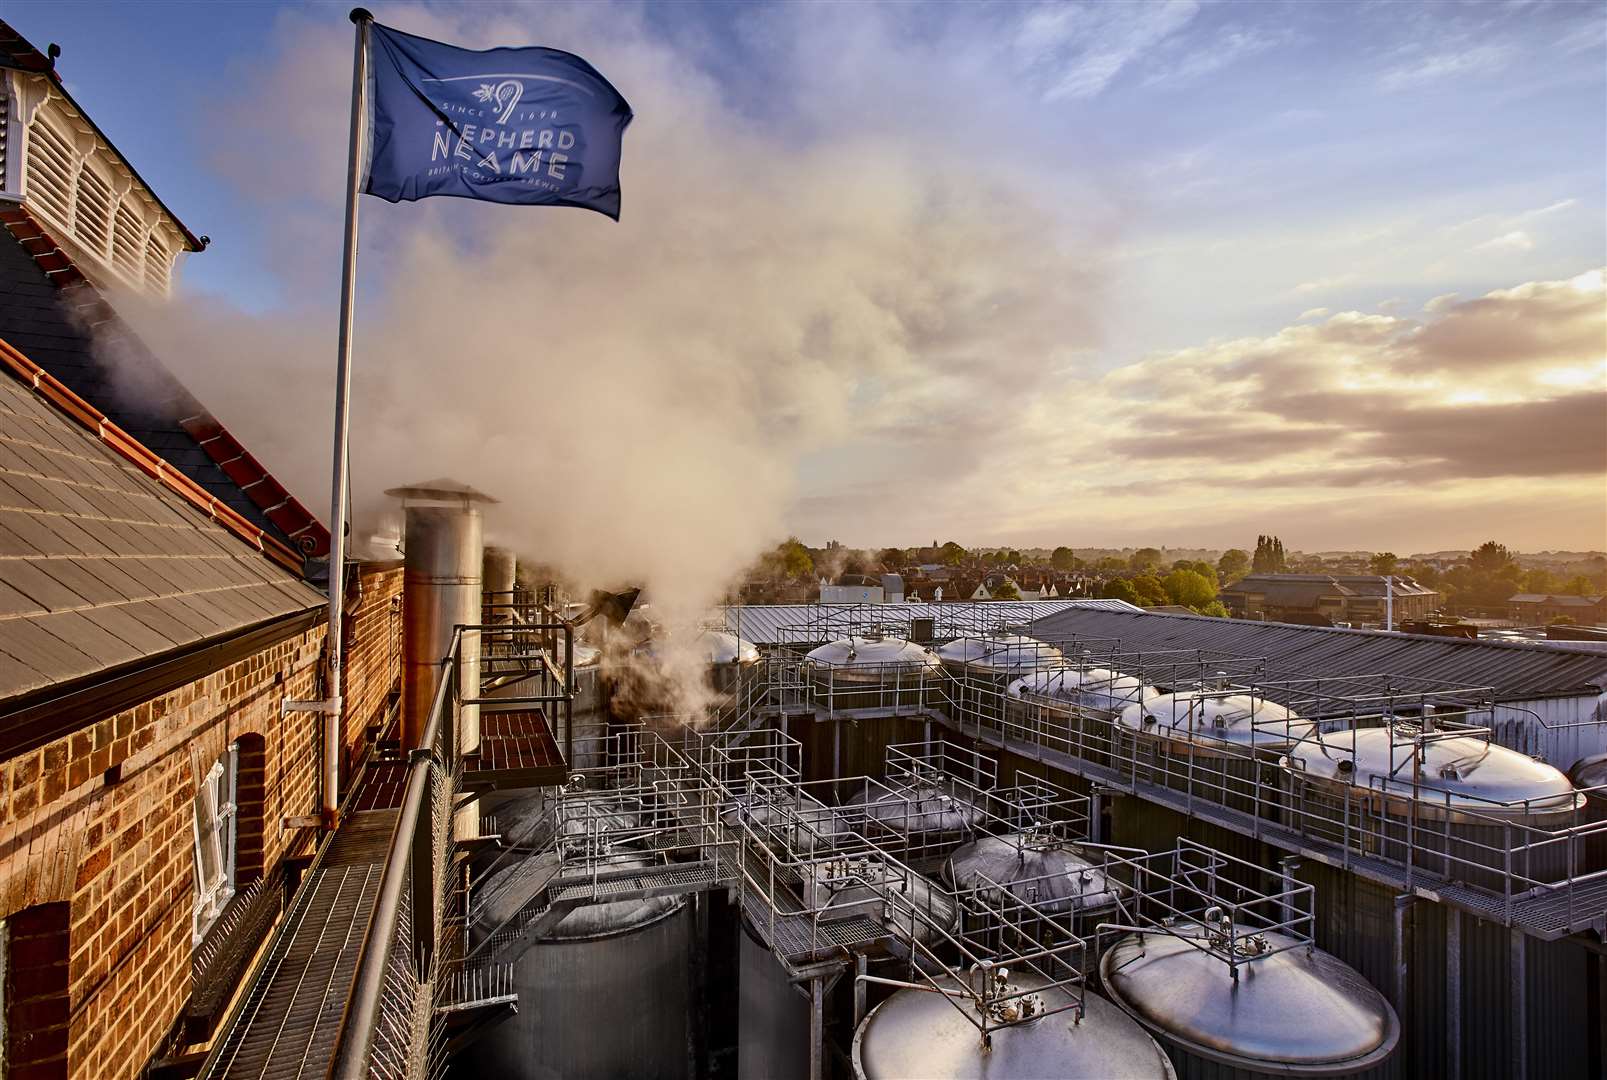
[1392, 893, 1412, 1013]
[809, 976, 825, 1080]
[1446, 911, 1462, 1080]
[1510, 928, 1526, 1080]
[854, 953, 868, 1025]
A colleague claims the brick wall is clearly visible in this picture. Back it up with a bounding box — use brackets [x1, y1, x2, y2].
[342, 564, 405, 764]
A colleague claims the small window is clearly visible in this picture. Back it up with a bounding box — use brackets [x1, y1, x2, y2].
[192, 743, 240, 945]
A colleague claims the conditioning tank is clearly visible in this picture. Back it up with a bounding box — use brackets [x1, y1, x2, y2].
[698, 628, 761, 697]
[1283, 727, 1585, 890]
[805, 634, 942, 713]
[943, 832, 1123, 942]
[934, 636, 1065, 725]
[1101, 919, 1400, 1078]
[1005, 667, 1159, 765]
[842, 772, 986, 846]
[468, 847, 692, 1080]
[739, 855, 960, 1080]
[1117, 693, 1314, 816]
[852, 967, 1176, 1079]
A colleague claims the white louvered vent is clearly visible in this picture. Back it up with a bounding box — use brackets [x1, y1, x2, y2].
[143, 233, 169, 294]
[0, 82, 9, 193]
[111, 201, 144, 281]
[25, 115, 75, 227]
[75, 167, 114, 258]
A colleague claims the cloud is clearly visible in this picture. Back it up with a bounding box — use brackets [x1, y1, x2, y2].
[1298, 308, 1329, 320]
[1475, 230, 1535, 252]
[1293, 273, 1360, 295]
[1380, 44, 1510, 91]
[1020, 0, 1200, 101]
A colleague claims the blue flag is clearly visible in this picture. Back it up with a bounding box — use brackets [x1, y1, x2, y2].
[364, 23, 633, 219]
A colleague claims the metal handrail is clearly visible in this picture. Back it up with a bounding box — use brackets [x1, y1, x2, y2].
[327, 628, 460, 1080]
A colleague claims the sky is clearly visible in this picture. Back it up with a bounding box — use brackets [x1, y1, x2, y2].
[9, 0, 1606, 563]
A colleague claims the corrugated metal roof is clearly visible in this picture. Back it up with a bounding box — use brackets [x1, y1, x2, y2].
[722, 599, 1143, 646]
[0, 369, 325, 702]
[1026, 608, 1607, 701]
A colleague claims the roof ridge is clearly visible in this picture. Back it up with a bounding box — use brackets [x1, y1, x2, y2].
[0, 333, 306, 574]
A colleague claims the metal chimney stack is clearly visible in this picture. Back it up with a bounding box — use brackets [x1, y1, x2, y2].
[388, 481, 498, 753]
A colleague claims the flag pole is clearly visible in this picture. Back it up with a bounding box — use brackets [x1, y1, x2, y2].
[322, 7, 373, 827]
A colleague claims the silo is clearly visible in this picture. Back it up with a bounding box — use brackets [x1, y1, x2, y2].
[723, 787, 848, 855]
[1005, 667, 1159, 766]
[1101, 919, 1400, 1079]
[468, 849, 692, 1080]
[557, 642, 609, 769]
[1567, 753, 1607, 872]
[482, 545, 516, 600]
[1282, 727, 1584, 891]
[852, 968, 1176, 1079]
[1116, 693, 1313, 817]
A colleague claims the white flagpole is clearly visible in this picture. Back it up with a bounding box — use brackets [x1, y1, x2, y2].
[321, 7, 373, 826]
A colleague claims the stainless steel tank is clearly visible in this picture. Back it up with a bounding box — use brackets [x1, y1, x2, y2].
[934, 636, 1065, 726]
[1568, 753, 1607, 872]
[699, 629, 760, 698]
[468, 850, 692, 1080]
[1101, 919, 1400, 1078]
[723, 788, 848, 854]
[482, 545, 516, 597]
[400, 499, 485, 752]
[556, 642, 608, 769]
[1116, 693, 1314, 817]
[841, 775, 986, 845]
[852, 968, 1176, 1079]
[1283, 727, 1585, 890]
[804, 635, 942, 714]
[738, 919, 812, 1080]
[943, 832, 1123, 943]
[1005, 667, 1158, 766]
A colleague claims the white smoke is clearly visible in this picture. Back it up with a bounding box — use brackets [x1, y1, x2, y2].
[114, 2, 1113, 714]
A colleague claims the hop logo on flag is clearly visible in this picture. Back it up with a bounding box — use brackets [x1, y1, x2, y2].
[472, 80, 524, 125]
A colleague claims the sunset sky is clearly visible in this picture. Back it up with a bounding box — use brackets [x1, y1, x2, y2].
[11, 1, 1606, 560]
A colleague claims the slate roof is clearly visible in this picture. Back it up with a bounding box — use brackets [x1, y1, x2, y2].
[0, 357, 326, 702]
[1027, 607, 1607, 701]
[0, 227, 325, 557]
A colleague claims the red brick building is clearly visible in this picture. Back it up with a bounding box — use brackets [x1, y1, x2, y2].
[0, 21, 403, 1077]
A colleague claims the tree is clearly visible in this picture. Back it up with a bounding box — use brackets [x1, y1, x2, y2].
[1130, 574, 1170, 607]
[991, 579, 1021, 600]
[1562, 575, 1596, 596]
[878, 547, 907, 570]
[1051, 546, 1077, 571]
[1162, 569, 1218, 611]
[1196, 599, 1230, 618]
[1100, 578, 1141, 605]
[1095, 556, 1127, 572]
[1252, 535, 1288, 574]
[1217, 548, 1250, 582]
[1369, 552, 1399, 576]
[1522, 568, 1561, 595]
[939, 541, 967, 567]
[1469, 541, 1515, 576]
[1130, 547, 1163, 572]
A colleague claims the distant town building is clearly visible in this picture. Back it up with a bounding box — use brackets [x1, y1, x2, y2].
[1507, 593, 1607, 625]
[818, 573, 884, 603]
[1220, 573, 1438, 625]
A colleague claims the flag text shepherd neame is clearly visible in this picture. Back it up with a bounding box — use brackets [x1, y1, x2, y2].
[364, 22, 633, 219]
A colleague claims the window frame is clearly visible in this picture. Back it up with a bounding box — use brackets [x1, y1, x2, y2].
[191, 742, 240, 946]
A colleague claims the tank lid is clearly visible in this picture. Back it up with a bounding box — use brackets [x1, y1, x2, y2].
[1291, 727, 1582, 812]
[806, 636, 940, 670]
[853, 970, 1176, 1080]
[1571, 753, 1607, 789]
[845, 779, 984, 835]
[935, 635, 1064, 671]
[945, 834, 1123, 912]
[1101, 922, 1398, 1074]
[385, 477, 500, 503]
[699, 629, 760, 665]
[475, 851, 683, 943]
[1008, 668, 1155, 705]
[1118, 693, 1315, 747]
[723, 790, 848, 852]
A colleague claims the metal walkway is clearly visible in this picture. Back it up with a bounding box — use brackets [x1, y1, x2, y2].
[939, 714, 1607, 940]
[201, 811, 398, 1079]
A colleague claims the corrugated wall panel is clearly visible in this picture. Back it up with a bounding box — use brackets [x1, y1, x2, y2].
[1462, 914, 1514, 1080]
[1526, 933, 1593, 1079]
